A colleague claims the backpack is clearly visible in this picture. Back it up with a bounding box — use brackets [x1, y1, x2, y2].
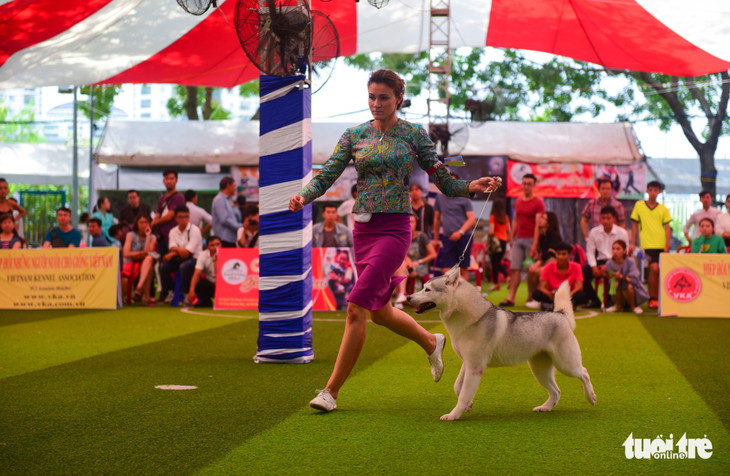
[50, 229, 69, 248]
[570, 244, 587, 266]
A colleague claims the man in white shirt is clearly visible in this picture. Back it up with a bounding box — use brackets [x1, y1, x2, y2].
[716, 194, 730, 247]
[583, 205, 629, 308]
[184, 190, 212, 235]
[684, 190, 721, 245]
[159, 205, 203, 303]
[337, 185, 357, 230]
[189, 236, 221, 307]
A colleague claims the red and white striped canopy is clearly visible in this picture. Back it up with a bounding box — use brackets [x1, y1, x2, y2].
[1, 0, 729, 89]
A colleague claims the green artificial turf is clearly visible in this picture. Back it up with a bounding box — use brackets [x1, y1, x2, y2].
[1, 285, 729, 475]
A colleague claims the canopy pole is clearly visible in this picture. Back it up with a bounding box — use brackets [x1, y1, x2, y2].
[88, 87, 94, 214]
[72, 86, 79, 228]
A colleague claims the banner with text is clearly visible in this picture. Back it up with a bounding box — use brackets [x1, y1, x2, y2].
[213, 248, 359, 311]
[507, 161, 647, 199]
[312, 248, 358, 311]
[660, 253, 730, 318]
[0, 248, 119, 309]
[214, 248, 260, 310]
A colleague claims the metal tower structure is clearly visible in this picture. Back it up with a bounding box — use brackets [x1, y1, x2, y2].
[427, 0, 452, 157]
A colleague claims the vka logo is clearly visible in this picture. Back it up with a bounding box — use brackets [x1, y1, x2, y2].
[623, 433, 713, 459]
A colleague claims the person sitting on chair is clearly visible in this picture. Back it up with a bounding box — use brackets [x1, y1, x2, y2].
[88, 218, 110, 247]
[188, 236, 222, 307]
[605, 239, 648, 314]
[531, 242, 588, 311]
[582, 206, 629, 309]
[122, 215, 157, 307]
[393, 213, 438, 309]
[691, 218, 728, 254]
[42, 207, 81, 248]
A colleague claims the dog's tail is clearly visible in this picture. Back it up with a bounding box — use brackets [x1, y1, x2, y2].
[553, 280, 576, 331]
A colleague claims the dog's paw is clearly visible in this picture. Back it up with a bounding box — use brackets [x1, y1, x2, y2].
[532, 404, 553, 412]
[465, 402, 473, 412]
[589, 392, 597, 405]
[440, 413, 460, 421]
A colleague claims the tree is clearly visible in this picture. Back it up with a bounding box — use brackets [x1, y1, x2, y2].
[78, 85, 122, 121]
[345, 49, 730, 198]
[166, 86, 231, 120]
[0, 102, 45, 143]
[240, 79, 260, 120]
[629, 72, 730, 197]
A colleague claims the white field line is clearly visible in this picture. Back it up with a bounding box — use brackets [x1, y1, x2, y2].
[180, 307, 599, 321]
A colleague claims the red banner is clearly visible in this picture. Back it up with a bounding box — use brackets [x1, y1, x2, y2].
[312, 248, 358, 311]
[214, 248, 259, 310]
[507, 161, 597, 198]
[213, 248, 358, 311]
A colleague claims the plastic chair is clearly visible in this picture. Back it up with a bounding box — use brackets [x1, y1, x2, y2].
[171, 271, 184, 308]
[122, 262, 141, 305]
[677, 246, 691, 254]
[406, 246, 440, 294]
[595, 276, 611, 312]
[467, 243, 486, 287]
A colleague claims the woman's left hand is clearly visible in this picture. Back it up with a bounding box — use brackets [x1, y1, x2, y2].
[469, 176, 502, 194]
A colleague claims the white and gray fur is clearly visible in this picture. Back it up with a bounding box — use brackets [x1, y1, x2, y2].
[408, 267, 597, 421]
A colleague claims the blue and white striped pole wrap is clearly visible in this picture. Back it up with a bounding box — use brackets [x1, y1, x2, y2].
[255, 75, 314, 364]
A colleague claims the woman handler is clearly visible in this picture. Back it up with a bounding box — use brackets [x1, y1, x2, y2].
[289, 69, 501, 412]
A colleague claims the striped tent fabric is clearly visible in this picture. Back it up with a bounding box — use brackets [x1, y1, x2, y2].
[1, 0, 730, 89]
[255, 75, 313, 364]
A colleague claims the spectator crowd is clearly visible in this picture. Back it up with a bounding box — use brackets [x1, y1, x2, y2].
[2, 170, 729, 314]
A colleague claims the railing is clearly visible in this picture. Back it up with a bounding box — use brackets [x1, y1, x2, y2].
[19, 190, 67, 248]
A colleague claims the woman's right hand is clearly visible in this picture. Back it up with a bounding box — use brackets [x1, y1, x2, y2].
[289, 195, 305, 212]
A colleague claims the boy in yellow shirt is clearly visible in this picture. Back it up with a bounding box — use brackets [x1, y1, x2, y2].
[629, 181, 672, 309]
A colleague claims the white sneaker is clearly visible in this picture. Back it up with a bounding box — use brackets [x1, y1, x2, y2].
[525, 300, 541, 309]
[605, 306, 617, 313]
[310, 389, 337, 412]
[395, 293, 407, 303]
[393, 302, 404, 310]
[428, 333, 446, 382]
[164, 291, 175, 304]
[633, 306, 644, 315]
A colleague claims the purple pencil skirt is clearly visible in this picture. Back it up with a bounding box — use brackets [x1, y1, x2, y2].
[347, 213, 411, 311]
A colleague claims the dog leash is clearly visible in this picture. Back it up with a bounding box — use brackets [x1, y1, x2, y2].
[456, 177, 502, 268]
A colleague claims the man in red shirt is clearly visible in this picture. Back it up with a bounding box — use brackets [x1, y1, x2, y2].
[532, 242, 588, 311]
[500, 174, 546, 307]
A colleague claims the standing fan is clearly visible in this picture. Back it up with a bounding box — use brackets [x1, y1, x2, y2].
[235, 0, 340, 85]
[177, 0, 217, 15]
[368, 0, 390, 8]
[429, 118, 469, 157]
[309, 10, 339, 93]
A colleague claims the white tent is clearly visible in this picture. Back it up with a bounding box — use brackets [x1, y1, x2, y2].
[97, 120, 644, 166]
[0, 143, 90, 186]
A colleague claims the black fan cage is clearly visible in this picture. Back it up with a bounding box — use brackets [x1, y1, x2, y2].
[368, 0, 390, 9]
[176, 0, 216, 16]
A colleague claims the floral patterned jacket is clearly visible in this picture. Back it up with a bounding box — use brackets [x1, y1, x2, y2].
[299, 119, 472, 213]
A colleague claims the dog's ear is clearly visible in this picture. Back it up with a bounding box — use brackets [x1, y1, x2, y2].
[445, 265, 461, 287]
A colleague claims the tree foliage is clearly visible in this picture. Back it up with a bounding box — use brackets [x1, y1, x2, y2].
[345, 48, 730, 196]
[0, 102, 45, 143]
[166, 86, 232, 120]
[79, 86, 122, 120]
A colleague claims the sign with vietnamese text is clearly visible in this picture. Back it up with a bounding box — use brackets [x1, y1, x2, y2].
[0, 248, 119, 309]
[660, 253, 730, 318]
[507, 161, 647, 199]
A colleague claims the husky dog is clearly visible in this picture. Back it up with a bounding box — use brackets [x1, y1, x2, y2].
[407, 267, 597, 421]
